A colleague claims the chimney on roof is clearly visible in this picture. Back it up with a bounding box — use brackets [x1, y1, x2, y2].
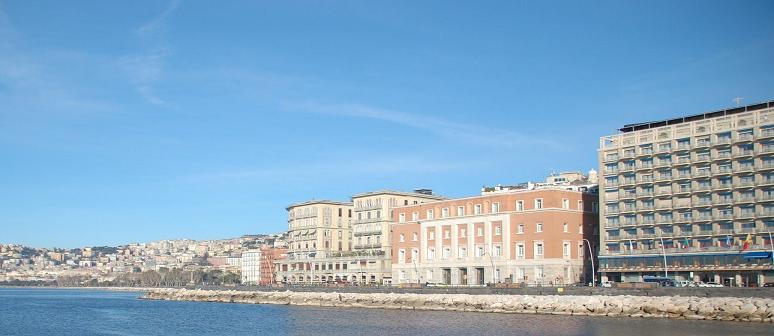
[414, 188, 433, 195]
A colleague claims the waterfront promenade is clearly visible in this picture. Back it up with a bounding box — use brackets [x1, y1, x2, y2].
[142, 288, 774, 322]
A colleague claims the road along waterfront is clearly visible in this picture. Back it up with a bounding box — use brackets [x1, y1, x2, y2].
[142, 288, 774, 322]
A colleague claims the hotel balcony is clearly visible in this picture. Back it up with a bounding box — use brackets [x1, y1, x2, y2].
[757, 177, 774, 186]
[676, 144, 692, 151]
[713, 138, 733, 146]
[760, 128, 774, 139]
[713, 182, 733, 191]
[692, 184, 712, 192]
[636, 190, 654, 198]
[692, 199, 712, 207]
[714, 213, 733, 220]
[734, 180, 756, 188]
[712, 167, 733, 175]
[637, 149, 654, 157]
[636, 163, 654, 171]
[604, 155, 620, 162]
[604, 168, 619, 175]
[713, 152, 732, 160]
[654, 175, 673, 182]
[693, 155, 711, 163]
[620, 165, 636, 173]
[757, 194, 774, 202]
[640, 218, 656, 225]
[353, 228, 383, 237]
[654, 161, 672, 168]
[735, 212, 757, 220]
[757, 162, 774, 171]
[759, 210, 774, 218]
[353, 243, 382, 249]
[736, 195, 756, 204]
[757, 146, 774, 155]
[736, 133, 755, 142]
[693, 215, 713, 222]
[656, 218, 673, 224]
[733, 149, 755, 158]
[695, 140, 712, 148]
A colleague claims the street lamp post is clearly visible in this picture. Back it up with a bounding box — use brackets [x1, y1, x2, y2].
[767, 231, 774, 271]
[482, 251, 496, 284]
[582, 239, 596, 287]
[658, 236, 668, 279]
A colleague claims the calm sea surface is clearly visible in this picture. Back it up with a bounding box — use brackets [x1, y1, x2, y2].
[0, 288, 770, 336]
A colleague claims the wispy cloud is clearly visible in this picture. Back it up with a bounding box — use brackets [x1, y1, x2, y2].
[286, 102, 560, 149]
[119, 0, 181, 107]
[182, 156, 474, 185]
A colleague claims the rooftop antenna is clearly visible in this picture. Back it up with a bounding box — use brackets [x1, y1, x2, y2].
[733, 97, 744, 107]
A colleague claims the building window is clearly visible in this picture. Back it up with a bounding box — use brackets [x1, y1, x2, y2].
[444, 230, 450, 239]
[412, 212, 419, 221]
[427, 248, 435, 260]
[578, 224, 583, 234]
[442, 208, 449, 218]
[535, 242, 544, 258]
[476, 246, 484, 257]
[477, 227, 483, 236]
[517, 224, 524, 234]
[578, 243, 584, 257]
[398, 249, 405, 264]
[578, 200, 583, 211]
[412, 232, 418, 241]
[535, 199, 543, 209]
[562, 199, 569, 209]
[563, 242, 571, 258]
[442, 247, 450, 260]
[399, 234, 405, 242]
[516, 243, 525, 259]
[411, 249, 418, 262]
[563, 223, 568, 233]
[491, 202, 500, 213]
[429, 231, 435, 240]
[516, 201, 524, 211]
[536, 223, 543, 232]
[474, 204, 482, 214]
[458, 247, 467, 258]
[399, 213, 405, 223]
[427, 209, 434, 219]
[457, 206, 465, 216]
[493, 245, 501, 256]
[495, 226, 501, 235]
[460, 228, 466, 237]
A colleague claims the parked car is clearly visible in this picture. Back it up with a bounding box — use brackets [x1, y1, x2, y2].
[676, 280, 695, 287]
[698, 281, 724, 288]
[763, 283, 774, 287]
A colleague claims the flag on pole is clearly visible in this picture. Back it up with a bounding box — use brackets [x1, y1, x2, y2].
[741, 234, 752, 251]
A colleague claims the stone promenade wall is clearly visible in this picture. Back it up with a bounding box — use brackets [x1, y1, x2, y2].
[142, 288, 774, 322]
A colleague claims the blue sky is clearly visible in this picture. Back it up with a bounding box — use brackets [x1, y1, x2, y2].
[1, 1, 773, 248]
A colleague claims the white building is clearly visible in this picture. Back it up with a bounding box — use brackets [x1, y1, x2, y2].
[240, 250, 261, 285]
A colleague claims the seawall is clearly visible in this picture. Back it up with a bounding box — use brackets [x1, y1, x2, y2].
[142, 288, 774, 322]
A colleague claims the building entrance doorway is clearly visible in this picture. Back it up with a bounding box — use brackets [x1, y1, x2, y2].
[476, 267, 485, 285]
[442, 268, 451, 285]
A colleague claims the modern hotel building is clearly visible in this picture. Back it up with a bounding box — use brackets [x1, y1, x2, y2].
[598, 101, 774, 286]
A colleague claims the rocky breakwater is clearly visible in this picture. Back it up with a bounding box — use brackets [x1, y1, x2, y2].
[142, 288, 774, 322]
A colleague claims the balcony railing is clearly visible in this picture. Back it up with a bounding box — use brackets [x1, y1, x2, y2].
[761, 129, 774, 138]
[757, 162, 774, 170]
[713, 167, 733, 174]
[757, 147, 774, 155]
[714, 213, 733, 220]
[693, 200, 712, 206]
[733, 149, 754, 156]
[714, 138, 732, 145]
[736, 133, 754, 142]
[713, 152, 732, 160]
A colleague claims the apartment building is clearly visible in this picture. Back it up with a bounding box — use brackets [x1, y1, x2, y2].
[275, 191, 445, 285]
[350, 190, 446, 283]
[240, 250, 261, 285]
[391, 187, 598, 286]
[259, 246, 286, 285]
[598, 101, 774, 286]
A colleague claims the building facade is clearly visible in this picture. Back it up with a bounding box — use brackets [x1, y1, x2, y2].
[276, 200, 353, 283]
[598, 101, 774, 286]
[391, 188, 599, 286]
[240, 250, 261, 285]
[350, 190, 446, 284]
[259, 246, 286, 285]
